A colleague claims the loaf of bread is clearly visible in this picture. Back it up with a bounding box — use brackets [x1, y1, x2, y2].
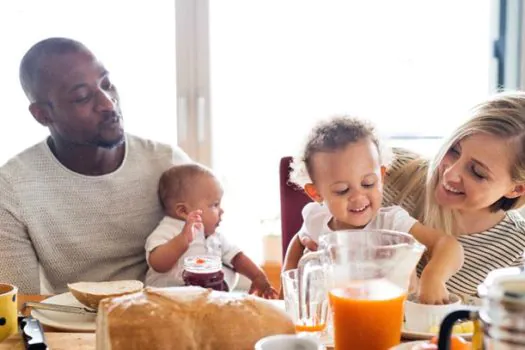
[68, 280, 144, 309]
[96, 286, 295, 350]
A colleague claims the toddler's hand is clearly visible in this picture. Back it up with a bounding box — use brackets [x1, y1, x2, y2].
[249, 275, 278, 300]
[299, 235, 318, 251]
[181, 210, 203, 244]
[417, 274, 450, 305]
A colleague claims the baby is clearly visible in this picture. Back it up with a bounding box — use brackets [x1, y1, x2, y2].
[145, 163, 277, 299]
[283, 116, 464, 304]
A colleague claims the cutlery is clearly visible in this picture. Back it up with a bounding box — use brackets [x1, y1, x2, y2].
[18, 315, 48, 350]
[23, 302, 97, 315]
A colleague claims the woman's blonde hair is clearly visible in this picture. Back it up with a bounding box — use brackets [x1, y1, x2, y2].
[389, 91, 525, 234]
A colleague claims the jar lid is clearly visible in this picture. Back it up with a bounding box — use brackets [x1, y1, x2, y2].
[183, 255, 222, 273]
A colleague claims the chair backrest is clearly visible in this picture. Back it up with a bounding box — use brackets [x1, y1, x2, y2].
[279, 156, 312, 261]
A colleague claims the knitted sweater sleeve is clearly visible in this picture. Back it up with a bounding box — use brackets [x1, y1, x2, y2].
[0, 176, 39, 293]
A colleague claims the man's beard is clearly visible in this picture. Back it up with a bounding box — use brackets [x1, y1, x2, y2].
[94, 113, 125, 149]
[94, 134, 125, 149]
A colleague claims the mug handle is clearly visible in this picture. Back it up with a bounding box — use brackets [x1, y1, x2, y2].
[437, 309, 479, 350]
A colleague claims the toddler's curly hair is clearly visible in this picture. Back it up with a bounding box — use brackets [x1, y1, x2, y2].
[290, 115, 391, 187]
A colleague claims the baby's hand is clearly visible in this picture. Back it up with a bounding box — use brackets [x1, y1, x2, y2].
[249, 275, 278, 299]
[181, 210, 203, 244]
[417, 274, 450, 305]
[299, 235, 318, 251]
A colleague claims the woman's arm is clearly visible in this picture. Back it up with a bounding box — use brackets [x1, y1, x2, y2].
[383, 148, 428, 221]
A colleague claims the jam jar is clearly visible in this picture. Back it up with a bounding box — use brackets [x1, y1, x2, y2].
[182, 255, 227, 291]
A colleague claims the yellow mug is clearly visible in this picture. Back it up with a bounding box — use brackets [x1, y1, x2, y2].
[0, 284, 18, 342]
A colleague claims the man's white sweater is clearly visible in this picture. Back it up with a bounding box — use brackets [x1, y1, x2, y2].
[0, 134, 190, 293]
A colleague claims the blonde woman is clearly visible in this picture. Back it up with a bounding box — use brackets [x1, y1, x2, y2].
[385, 91, 525, 296]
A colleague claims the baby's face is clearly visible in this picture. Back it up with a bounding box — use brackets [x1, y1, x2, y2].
[309, 138, 383, 230]
[189, 175, 224, 235]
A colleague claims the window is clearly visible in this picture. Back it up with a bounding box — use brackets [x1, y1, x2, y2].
[2, 1, 522, 262]
[0, 0, 178, 165]
[207, 1, 497, 261]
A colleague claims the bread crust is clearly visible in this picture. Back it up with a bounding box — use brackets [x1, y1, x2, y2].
[68, 280, 144, 309]
[96, 286, 295, 350]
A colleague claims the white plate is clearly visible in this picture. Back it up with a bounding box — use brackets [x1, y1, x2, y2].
[31, 292, 96, 332]
[401, 326, 472, 341]
[390, 341, 427, 349]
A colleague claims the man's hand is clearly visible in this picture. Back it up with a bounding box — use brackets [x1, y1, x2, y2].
[181, 210, 203, 244]
[249, 275, 278, 299]
[299, 235, 318, 251]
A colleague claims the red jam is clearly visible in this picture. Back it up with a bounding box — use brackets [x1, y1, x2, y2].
[182, 256, 227, 291]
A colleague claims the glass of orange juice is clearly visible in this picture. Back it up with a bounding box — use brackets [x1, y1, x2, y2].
[282, 268, 329, 337]
[298, 229, 425, 350]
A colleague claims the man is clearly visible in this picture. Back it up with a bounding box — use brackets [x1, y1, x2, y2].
[0, 37, 190, 293]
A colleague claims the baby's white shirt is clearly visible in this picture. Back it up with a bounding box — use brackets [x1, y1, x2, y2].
[145, 216, 241, 287]
[297, 202, 418, 243]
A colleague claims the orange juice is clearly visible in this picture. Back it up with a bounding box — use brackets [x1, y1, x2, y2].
[295, 323, 326, 333]
[328, 279, 406, 350]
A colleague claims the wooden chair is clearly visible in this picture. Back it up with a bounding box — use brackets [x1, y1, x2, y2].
[279, 157, 312, 261]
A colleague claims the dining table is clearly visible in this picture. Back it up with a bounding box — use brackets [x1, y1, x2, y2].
[0, 295, 422, 349]
[0, 295, 95, 349]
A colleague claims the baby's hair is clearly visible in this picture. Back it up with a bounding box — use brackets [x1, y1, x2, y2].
[158, 163, 215, 211]
[290, 116, 390, 187]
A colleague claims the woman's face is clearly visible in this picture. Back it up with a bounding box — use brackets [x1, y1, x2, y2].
[434, 133, 523, 212]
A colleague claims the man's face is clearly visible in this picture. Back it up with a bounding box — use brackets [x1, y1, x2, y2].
[35, 50, 124, 148]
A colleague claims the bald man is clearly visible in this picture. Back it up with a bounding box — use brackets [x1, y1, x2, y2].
[0, 37, 190, 293]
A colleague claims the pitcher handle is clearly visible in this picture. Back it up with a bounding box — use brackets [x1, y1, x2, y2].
[297, 250, 324, 323]
[438, 309, 480, 350]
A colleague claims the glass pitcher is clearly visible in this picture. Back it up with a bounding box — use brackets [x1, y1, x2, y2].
[298, 229, 425, 350]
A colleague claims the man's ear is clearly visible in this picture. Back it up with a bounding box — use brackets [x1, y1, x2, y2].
[304, 183, 323, 203]
[504, 183, 525, 199]
[29, 102, 53, 127]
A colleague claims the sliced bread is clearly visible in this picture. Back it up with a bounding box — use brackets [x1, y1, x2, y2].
[68, 280, 144, 309]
